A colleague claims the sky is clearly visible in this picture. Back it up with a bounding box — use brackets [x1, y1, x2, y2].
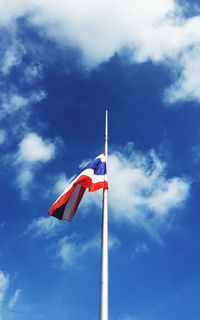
[1, 0, 200, 319]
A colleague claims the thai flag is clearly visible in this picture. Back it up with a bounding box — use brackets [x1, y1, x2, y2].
[48, 153, 108, 221]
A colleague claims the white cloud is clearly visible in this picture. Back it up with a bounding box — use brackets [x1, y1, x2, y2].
[26, 216, 62, 238]
[2, 2, 175, 61]
[165, 45, 200, 103]
[49, 145, 189, 237]
[13, 132, 56, 196]
[56, 237, 76, 267]
[0, 0, 181, 66]
[0, 271, 9, 302]
[109, 148, 189, 225]
[0, 27, 46, 123]
[43, 172, 70, 203]
[1, 0, 200, 102]
[52, 173, 69, 196]
[17, 132, 55, 163]
[0, 271, 21, 319]
[23, 64, 43, 84]
[0, 1, 28, 26]
[83, 145, 190, 235]
[0, 131, 61, 198]
[1, 41, 26, 76]
[56, 233, 120, 267]
[16, 168, 34, 190]
[8, 289, 21, 309]
[0, 89, 46, 119]
[0, 270, 9, 320]
[1, 92, 28, 112]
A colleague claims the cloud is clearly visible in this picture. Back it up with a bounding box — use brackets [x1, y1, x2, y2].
[17, 132, 55, 163]
[0, 270, 22, 320]
[0, 25, 46, 141]
[132, 243, 149, 259]
[0, 271, 9, 302]
[0, 271, 9, 320]
[108, 234, 121, 251]
[23, 64, 43, 84]
[0, 1, 27, 26]
[2, 93, 28, 111]
[51, 173, 69, 196]
[83, 145, 190, 236]
[0, 26, 50, 198]
[0, 0, 181, 66]
[14, 132, 56, 196]
[55, 233, 120, 267]
[0, 40, 25, 76]
[57, 236, 99, 267]
[165, 44, 200, 103]
[0, 26, 51, 199]
[109, 147, 189, 225]
[26, 216, 63, 238]
[1, 0, 200, 102]
[0, 89, 46, 119]
[0, 26, 46, 122]
[47, 144, 189, 237]
[134, 243, 149, 255]
[8, 289, 21, 309]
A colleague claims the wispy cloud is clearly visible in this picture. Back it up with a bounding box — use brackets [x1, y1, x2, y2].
[0, 270, 22, 320]
[0, 270, 9, 320]
[23, 64, 43, 84]
[26, 216, 63, 238]
[55, 233, 120, 267]
[0, 24, 47, 152]
[0, 271, 9, 302]
[1, 40, 25, 76]
[8, 289, 21, 309]
[132, 243, 149, 259]
[0, 89, 46, 120]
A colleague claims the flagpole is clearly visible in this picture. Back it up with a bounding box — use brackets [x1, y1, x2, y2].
[100, 110, 108, 320]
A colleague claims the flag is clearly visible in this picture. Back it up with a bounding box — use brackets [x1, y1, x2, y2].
[48, 152, 108, 221]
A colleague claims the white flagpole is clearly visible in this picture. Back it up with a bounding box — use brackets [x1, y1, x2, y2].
[100, 110, 108, 320]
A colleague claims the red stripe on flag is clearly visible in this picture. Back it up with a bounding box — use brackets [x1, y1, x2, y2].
[48, 175, 108, 215]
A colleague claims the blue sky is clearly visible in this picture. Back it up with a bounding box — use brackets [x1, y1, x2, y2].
[1, 0, 200, 319]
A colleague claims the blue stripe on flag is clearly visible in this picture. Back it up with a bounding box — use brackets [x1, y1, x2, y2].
[84, 158, 106, 175]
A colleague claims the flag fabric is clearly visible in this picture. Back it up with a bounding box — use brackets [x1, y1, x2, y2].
[48, 153, 108, 221]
